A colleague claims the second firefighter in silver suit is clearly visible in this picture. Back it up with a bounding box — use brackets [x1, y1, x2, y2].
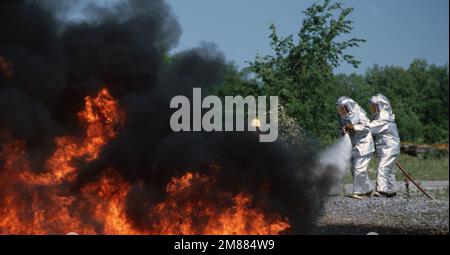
[368, 94, 401, 196]
[336, 97, 374, 198]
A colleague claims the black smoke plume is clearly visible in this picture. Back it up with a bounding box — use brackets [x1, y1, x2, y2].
[0, 0, 336, 234]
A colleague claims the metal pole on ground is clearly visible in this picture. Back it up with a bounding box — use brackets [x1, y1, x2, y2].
[396, 162, 433, 200]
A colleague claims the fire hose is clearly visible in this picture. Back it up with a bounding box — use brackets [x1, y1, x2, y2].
[396, 162, 433, 200]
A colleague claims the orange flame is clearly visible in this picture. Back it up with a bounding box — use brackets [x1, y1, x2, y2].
[0, 87, 290, 235]
[20, 87, 124, 185]
[151, 172, 289, 235]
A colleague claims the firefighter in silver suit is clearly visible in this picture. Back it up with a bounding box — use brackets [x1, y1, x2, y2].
[336, 97, 375, 199]
[368, 94, 401, 197]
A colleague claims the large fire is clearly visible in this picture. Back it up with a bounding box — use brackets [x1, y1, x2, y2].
[0, 87, 290, 235]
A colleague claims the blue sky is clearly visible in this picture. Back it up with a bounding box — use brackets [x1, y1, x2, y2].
[167, 0, 449, 74]
[63, 0, 449, 74]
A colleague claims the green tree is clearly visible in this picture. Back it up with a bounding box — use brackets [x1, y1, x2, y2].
[249, 0, 365, 144]
[407, 60, 449, 143]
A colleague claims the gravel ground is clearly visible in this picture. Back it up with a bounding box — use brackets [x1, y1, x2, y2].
[314, 193, 449, 235]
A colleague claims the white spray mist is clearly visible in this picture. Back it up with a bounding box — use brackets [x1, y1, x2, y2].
[319, 133, 352, 180]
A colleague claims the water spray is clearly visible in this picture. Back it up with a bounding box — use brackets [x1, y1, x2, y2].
[319, 133, 352, 181]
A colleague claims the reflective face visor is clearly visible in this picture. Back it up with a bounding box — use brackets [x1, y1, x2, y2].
[337, 105, 350, 118]
[370, 102, 379, 114]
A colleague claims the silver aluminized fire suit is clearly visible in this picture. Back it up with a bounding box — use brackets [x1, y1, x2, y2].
[369, 94, 401, 194]
[337, 97, 375, 195]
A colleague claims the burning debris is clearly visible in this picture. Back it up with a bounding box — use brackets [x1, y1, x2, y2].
[0, 0, 342, 234]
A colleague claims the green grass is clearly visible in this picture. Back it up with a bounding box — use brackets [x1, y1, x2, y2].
[342, 153, 449, 183]
[428, 187, 449, 201]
